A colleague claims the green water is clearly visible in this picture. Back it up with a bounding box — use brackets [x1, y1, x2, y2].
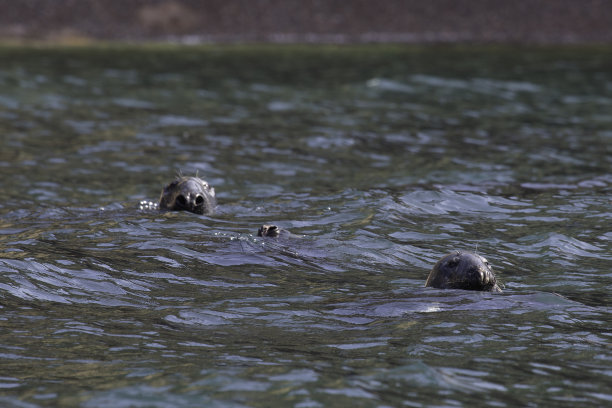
[0, 45, 610, 407]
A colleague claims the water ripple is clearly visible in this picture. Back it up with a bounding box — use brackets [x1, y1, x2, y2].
[0, 46, 610, 408]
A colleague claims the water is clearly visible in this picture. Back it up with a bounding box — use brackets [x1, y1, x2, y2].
[0, 45, 610, 407]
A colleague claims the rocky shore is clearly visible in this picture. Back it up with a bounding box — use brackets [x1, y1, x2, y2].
[1, 0, 612, 44]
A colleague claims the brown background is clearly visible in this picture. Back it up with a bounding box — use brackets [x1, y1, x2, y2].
[1, 0, 612, 44]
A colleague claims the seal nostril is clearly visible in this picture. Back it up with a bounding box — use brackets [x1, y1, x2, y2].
[195, 195, 204, 206]
[176, 195, 187, 206]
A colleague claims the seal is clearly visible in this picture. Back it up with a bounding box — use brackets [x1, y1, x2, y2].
[158, 176, 216, 215]
[425, 251, 501, 292]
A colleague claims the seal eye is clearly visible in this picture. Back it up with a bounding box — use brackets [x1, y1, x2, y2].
[165, 180, 180, 191]
[447, 257, 459, 268]
[176, 195, 187, 207]
[195, 195, 204, 206]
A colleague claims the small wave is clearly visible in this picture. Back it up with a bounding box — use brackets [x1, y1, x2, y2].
[511, 232, 605, 259]
[366, 78, 414, 93]
[112, 98, 156, 109]
[156, 115, 208, 127]
[398, 189, 531, 217]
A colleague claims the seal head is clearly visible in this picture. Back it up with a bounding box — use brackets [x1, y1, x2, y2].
[158, 176, 216, 215]
[425, 251, 501, 292]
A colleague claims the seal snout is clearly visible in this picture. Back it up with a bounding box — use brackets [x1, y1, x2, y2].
[158, 176, 217, 215]
[176, 193, 206, 212]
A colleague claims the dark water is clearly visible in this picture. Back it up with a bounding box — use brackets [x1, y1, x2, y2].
[0, 45, 610, 407]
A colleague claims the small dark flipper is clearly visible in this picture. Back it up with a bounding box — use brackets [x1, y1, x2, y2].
[258, 224, 281, 237]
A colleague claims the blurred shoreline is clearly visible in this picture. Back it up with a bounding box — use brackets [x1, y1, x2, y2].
[2, 0, 612, 45]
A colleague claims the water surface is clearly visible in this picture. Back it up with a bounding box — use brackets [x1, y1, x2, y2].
[0, 45, 610, 407]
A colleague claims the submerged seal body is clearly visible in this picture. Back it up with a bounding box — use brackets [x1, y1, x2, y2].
[426, 251, 501, 292]
[159, 176, 216, 215]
